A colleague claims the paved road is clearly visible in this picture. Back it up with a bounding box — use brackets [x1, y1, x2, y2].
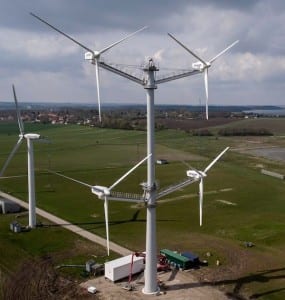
[0, 191, 131, 256]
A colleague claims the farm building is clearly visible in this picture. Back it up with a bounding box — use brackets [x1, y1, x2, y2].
[0, 198, 21, 214]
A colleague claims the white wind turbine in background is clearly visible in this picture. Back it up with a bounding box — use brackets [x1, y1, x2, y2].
[48, 154, 151, 256]
[168, 33, 239, 120]
[186, 147, 229, 226]
[30, 13, 147, 123]
[0, 85, 43, 228]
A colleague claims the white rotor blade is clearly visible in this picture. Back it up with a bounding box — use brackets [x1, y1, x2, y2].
[47, 169, 92, 188]
[0, 137, 24, 176]
[108, 153, 151, 191]
[168, 33, 208, 65]
[95, 60, 102, 123]
[203, 147, 229, 174]
[12, 85, 24, 135]
[99, 26, 148, 55]
[36, 137, 50, 144]
[104, 196, 110, 256]
[199, 178, 204, 226]
[0, 174, 27, 179]
[181, 160, 200, 174]
[204, 69, 209, 120]
[30, 13, 93, 53]
[209, 40, 239, 63]
[181, 160, 192, 170]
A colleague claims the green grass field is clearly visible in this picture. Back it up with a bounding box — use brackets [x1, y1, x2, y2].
[1, 118, 285, 299]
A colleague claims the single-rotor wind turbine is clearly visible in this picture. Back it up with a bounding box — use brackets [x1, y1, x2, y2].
[0, 85, 43, 228]
[49, 153, 151, 256]
[186, 147, 229, 226]
[30, 13, 147, 123]
[168, 33, 238, 120]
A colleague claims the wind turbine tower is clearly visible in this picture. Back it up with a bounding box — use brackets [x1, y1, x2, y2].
[0, 85, 41, 228]
[143, 59, 159, 293]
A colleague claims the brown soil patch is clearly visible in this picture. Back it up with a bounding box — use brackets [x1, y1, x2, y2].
[3, 238, 285, 300]
[156, 144, 206, 162]
[81, 269, 229, 300]
[1, 256, 93, 300]
[156, 117, 237, 131]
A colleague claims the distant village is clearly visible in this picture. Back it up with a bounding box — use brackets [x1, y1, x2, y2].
[0, 105, 283, 134]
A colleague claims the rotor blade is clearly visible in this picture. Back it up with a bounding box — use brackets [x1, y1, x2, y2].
[209, 40, 239, 63]
[99, 26, 148, 55]
[181, 160, 191, 169]
[168, 33, 208, 65]
[30, 13, 94, 53]
[108, 153, 151, 191]
[203, 147, 229, 174]
[104, 196, 110, 256]
[0, 174, 27, 179]
[36, 137, 51, 144]
[181, 160, 200, 173]
[47, 169, 92, 188]
[12, 85, 24, 135]
[0, 137, 24, 176]
[204, 69, 209, 120]
[199, 178, 204, 226]
[95, 60, 102, 123]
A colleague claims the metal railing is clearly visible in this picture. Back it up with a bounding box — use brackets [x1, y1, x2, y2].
[109, 191, 146, 202]
[157, 178, 196, 199]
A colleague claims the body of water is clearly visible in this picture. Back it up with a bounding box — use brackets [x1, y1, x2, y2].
[244, 109, 285, 116]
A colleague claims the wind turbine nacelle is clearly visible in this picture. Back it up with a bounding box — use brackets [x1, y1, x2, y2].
[186, 170, 207, 179]
[24, 133, 41, 140]
[186, 170, 200, 179]
[192, 61, 205, 71]
[92, 186, 110, 198]
[85, 52, 94, 61]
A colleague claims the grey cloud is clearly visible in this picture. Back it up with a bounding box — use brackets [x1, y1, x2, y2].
[0, 0, 285, 105]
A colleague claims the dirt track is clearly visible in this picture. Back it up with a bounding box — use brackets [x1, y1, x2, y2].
[0, 191, 131, 256]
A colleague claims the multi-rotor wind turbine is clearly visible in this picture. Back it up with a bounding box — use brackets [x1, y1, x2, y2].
[0, 85, 43, 228]
[30, 13, 147, 123]
[186, 147, 229, 226]
[31, 13, 235, 294]
[168, 33, 238, 120]
[49, 154, 151, 256]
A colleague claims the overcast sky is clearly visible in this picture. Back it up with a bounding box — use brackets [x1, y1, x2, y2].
[0, 0, 285, 107]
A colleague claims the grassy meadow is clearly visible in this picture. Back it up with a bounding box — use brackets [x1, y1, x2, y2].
[1, 118, 285, 299]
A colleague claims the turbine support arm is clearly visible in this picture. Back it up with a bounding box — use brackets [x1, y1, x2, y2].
[98, 61, 143, 85]
[157, 178, 197, 200]
[156, 69, 200, 84]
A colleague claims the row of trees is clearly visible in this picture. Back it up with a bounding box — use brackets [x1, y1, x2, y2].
[92, 117, 167, 131]
[189, 128, 273, 136]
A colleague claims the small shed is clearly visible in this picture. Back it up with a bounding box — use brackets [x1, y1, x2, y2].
[0, 198, 21, 214]
[160, 249, 191, 270]
[181, 252, 200, 267]
[156, 159, 168, 165]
